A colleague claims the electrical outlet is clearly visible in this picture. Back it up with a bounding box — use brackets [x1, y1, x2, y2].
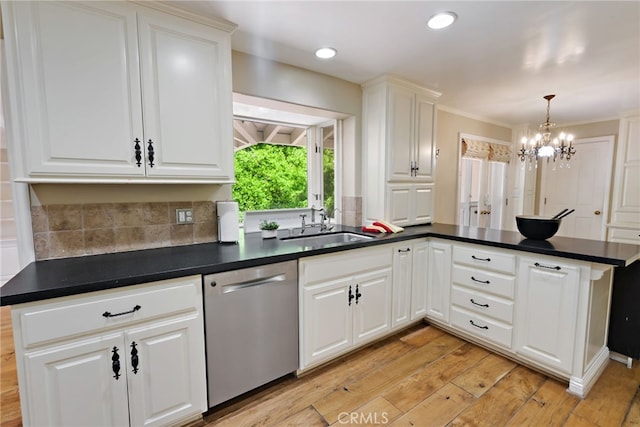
[176, 208, 194, 225]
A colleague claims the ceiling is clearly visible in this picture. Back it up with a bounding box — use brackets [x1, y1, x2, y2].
[166, 1, 640, 128]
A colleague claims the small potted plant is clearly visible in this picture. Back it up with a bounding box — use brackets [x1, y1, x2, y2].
[259, 220, 279, 239]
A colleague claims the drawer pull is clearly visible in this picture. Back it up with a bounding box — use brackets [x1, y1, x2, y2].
[534, 262, 561, 271]
[111, 346, 121, 380]
[398, 248, 411, 253]
[472, 255, 491, 262]
[355, 284, 362, 304]
[103, 305, 141, 318]
[470, 298, 489, 308]
[131, 342, 139, 374]
[469, 320, 489, 330]
[471, 276, 490, 284]
[348, 285, 354, 306]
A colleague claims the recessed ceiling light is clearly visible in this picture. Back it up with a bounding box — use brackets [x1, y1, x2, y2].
[427, 11, 457, 29]
[315, 47, 337, 59]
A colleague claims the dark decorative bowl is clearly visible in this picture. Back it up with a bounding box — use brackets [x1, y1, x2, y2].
[515, 216, 560, 240]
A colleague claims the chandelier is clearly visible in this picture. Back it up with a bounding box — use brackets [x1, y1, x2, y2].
[518, 94, 575, 166]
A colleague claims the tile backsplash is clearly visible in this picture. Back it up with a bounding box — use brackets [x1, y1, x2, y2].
[31, 201, 217, 260]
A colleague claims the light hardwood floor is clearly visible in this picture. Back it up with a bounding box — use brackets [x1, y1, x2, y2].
[1, 306, 638, 426]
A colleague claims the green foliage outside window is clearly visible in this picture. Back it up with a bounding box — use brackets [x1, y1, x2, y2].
[232, 144, 308, 218]
[232, 143, 336, 221]
[323, 148, 335, 214]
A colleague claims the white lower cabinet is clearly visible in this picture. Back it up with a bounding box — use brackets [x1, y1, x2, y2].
[391, 239, 429, 329]
[12, 276, 207, 427]
[300, 246, 392, 370]
[391, 243, 413, 328]
[410, 240, 430, 320]
[24, 333, 130, 427]
[425, 240, 452, 322]
[448, 243, 516, 350]
[515, 256, 580, 375]
[423, 241, 614, 398]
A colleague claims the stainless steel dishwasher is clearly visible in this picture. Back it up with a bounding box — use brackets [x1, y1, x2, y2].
[203, 260, 298, 407]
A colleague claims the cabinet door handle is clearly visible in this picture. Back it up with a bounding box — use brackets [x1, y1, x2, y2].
[470, 298, 489, 308]
[130, 342, 139, 374]
[471, 276, 490, 285]
[469, 320, 489, 330]
[111, 346, 121, 380]
[147, 139, 155, 168]
[471, 255, 491, 262]
[534, 262, 561, 271]
[355, 284, 362, 304]
[398, 248, 411, 253]
[134, 138, 142, 167]
[103, 305, 141, 318]
[348, 285, 354, 306]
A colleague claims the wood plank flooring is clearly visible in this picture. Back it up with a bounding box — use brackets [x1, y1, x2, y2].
[1, 306, 638, 426]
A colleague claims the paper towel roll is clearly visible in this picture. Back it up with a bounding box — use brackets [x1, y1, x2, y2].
[217, 201, 239, 243]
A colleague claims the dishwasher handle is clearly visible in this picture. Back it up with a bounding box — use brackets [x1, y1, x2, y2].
[211, 273, 288, 294]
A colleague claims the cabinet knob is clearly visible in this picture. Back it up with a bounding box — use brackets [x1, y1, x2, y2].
[594, 210, 601, 215]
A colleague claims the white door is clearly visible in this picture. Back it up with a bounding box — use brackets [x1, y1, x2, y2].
[353, 267, 392, 344]
[126, 315, 207, 427]
[302, 278, 353, 367]
[12, 1, 145, 177]
[137, 9, 233, 180]
[411, 241, 429, 319]
[426, 241, 452, 322]
[23, 333, 130, 427]
[539, 136, 614, 240]
[391, 245, 413, 328]
[515, 257, 580, 374]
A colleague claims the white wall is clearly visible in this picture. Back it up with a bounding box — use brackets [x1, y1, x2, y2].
[231, 51, 363, 198]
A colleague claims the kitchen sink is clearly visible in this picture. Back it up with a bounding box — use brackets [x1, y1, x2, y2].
[279, 231, 374, 247]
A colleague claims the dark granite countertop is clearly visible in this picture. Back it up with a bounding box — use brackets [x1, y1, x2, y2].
[2, 223, 638, 306]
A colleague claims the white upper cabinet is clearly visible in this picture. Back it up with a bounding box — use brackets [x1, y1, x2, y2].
[387, 183, 434, 226]
[386, 87, 436, 182]
[136, 8, 233, 180]
[2, 1, 235, 183]
[362, 76, 440, 224]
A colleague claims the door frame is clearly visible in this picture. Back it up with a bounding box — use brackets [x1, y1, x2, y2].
[456, 132, 512, 229]
[538, 135, 615, 241]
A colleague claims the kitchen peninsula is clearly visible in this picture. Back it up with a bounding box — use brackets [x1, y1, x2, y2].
[1, 223, 638, 426]
[2, 223, 637, 305]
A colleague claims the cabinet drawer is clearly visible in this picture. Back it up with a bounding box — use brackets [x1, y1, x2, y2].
[300, 245, 391, 286]
[17, 276, 201, 348]
[453, 245, 515, 275]
[452, 264, 515, 299]
[451, 285, 514, 324]
[450, 306, 513, 349]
